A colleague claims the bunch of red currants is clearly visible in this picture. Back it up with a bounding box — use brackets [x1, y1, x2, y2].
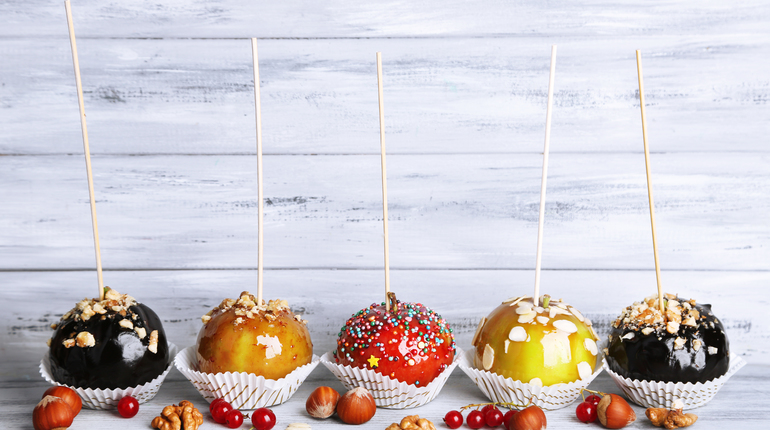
[444, 405, 518, 429]
[209, 398, 277, 430]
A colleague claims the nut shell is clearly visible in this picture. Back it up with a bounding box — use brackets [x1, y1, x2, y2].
[336, 387, 376, 425]
[509, 405, 547, 430]
[597, 394, 636, 429]
[305, 386, 340, 419]
[33, 395, 75, 430]
[42, 386, 82, 416]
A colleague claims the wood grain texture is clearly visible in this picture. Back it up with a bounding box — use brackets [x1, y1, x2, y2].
[1, 36, 769, 155]
[1, 153, 767, 271]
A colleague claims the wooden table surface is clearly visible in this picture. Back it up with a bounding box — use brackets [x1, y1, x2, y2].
[2, 1, 769, 429]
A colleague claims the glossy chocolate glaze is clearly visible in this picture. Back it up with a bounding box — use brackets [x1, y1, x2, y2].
[607, 300, 729, 383]
[49, 303, 169, 389]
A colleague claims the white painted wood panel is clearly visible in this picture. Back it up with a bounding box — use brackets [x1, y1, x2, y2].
[1, 153, 767, 271]
[2, 36, 768, 155]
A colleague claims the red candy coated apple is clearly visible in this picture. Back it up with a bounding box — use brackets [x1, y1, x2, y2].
[334, 293, 455, 386]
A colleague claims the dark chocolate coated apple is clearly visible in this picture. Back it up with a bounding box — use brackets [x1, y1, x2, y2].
[49, 288, 169, 390]
[606, 294, 729, 384]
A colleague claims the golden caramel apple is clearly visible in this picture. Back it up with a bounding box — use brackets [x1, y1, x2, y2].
[473, 295, 599, 386]
[196, 292, 313, 379]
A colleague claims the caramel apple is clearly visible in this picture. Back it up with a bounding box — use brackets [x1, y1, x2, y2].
[48, 287, 170, 390]
[333, 293, 455, 386]
[606, 293, 729, 383]
[472, 295, 599, 386]
[196, 292, 313, 379]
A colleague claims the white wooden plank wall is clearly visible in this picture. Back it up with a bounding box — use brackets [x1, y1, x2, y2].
[1, 1, 768, 428]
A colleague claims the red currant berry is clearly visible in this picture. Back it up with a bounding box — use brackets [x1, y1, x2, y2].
[209, 398, 227, 414]
[211, 401, 233, 424]
[503, 409, 518, 428]
[576, 401, 598, 423]
[480, 404, 498, 415]
[225, 409, 244, 428]
[251, 407, 276, 430]
[443, 410, 463, 429]
[466, 410, 485, 429]
[485, 408, 504, 427]
[585, 394, 602, 406]
[117, 395, 139, 418]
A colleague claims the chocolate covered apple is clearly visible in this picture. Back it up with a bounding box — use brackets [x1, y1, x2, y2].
[48, 287, 170, 390]
[333, 293, 455, 386]
[605, 293, 729, 383]
[196, 291, 313, 379]
[472, 295, 599, 386]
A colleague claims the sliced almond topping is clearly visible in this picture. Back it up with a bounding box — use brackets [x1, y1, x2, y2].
[528, 377, 543, 388]
[577, 361, 592, 380]
[482, 344, 495, 370]
[515, 304, 534, 315]
[536, 316, 550, 325]
[504, 339, 510, 353]
[509, 326, 528, 342]
[569, 307, 585, 322]
[518, 311, 537, 324]
[508, 296, 529, 307]
[553, 319, 578, 334]
[584, 338, 598, 355]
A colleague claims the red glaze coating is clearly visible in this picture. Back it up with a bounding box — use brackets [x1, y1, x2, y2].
[334, 297, 455, 386]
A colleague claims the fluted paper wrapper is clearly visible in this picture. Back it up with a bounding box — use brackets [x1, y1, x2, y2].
[39, 343, 178, 410]
[604, 354, 746, 409]
[458, 349, 605, 411]
[320, 348, 460, 409]
[175, 346, 319, 410]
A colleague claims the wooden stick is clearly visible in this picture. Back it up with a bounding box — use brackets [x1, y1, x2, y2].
[533, 45, 557, 306]
[636, 50, 665, 313]
[376, 52, 392, 312]
[252, 38, 265, 306]
[64, 0, 104, 301]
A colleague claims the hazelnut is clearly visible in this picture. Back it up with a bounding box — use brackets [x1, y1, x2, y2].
[597, 394, 636, 429]
[305, 386, 340, 419]
[508, 405, 547, 430]
[336, 387, 376, 425]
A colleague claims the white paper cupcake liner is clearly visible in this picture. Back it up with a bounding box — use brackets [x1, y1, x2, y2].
[458, 349, 605, 411]
[175, 346, 319, 410]
[39, 343, 178, 410]
[320, 347, 460, 409]
[604, 354, 746, 409]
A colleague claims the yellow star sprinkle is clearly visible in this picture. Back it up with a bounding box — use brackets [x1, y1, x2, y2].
[367, 355, 380, 368]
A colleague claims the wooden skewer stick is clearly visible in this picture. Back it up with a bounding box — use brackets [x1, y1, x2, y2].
[64, 0, 104, 301]
[636, 50, 665, 313]
[533, 45, 557, 306]
[252, 38, 265, 306]
[376, 52, 392, 312]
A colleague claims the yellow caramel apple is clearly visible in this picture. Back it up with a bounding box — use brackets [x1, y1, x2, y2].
[196, 292, 313, 379]
[472, 295, 599, 386]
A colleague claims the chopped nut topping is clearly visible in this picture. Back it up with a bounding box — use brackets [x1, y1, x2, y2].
[59, 287, 136, 328]
[75, 331, 95, 348]
[46, 338, 52, 347]
[674, 337, 686, 350]
[708, 346, 718, 355]
[119, 319, 134, 330]
[135, 326, 147, 339]
[148, 330, 159, 354]
[62, 338, 76, 348]
[692, 339, 702, 351]
[200, 292, 304, 327]
[622, 332, 635, 340]
[641, 327, 655, 335]
[667, 321, 680, 334]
